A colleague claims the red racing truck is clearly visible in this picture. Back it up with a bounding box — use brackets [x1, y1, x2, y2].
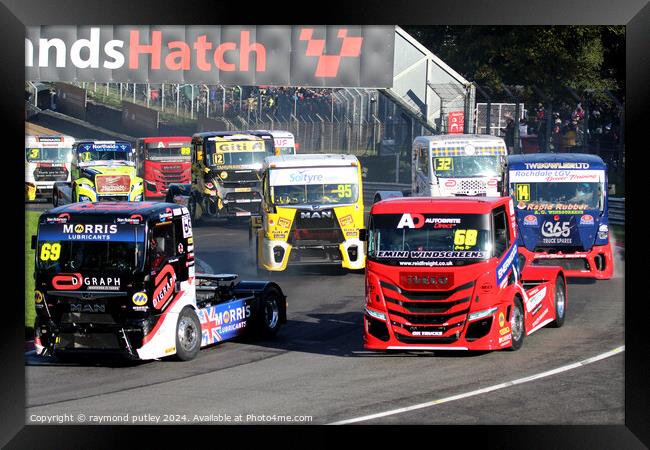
[136, 137, 192, 200]
[363, 197, 567, 351]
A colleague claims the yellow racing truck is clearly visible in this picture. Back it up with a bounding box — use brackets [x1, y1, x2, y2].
[166, 132, 268, 223]
[52, 140, 144, 206]
[251, 154, 366, 272]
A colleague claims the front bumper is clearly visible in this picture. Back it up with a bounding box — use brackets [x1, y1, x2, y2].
[363, 303, 512, 351]
[259, 237, 365, 271]
[520, 243, 614, 280]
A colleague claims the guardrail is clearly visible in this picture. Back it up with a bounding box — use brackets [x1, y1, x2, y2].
[609, 197, 625, 225]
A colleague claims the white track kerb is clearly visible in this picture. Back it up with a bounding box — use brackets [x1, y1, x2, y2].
[329, 346, 625, 425]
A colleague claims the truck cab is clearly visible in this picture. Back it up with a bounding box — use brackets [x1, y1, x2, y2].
[166, 132, 267, 222]
[252, 154, 365, 272]
[25, 135, 74, 202]
[31, 202, 286, 361]
[508, 153, 614, 279]
[373, 134, 508, 203]
[52, 140, 144, 206]
[363, 197, 567, 351]
[136, 136, 192, 199]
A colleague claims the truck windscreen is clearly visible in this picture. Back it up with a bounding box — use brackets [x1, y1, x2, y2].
[368, 214, 491, 267]
[432, 155, 501, 178]
[272, 183, 359, 205]
[512, 181, 603, 211]
[36, 224, 145, 272]
[79, 151, 133, 163]
[26, 147, 72, 163]
[145, 145, 191, 160]
[206, 140, 266, 166]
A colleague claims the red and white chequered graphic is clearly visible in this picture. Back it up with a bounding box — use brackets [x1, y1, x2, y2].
[299, 28, 363, 77]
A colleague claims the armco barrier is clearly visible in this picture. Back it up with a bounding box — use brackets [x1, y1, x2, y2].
[609, 197, 625, 225]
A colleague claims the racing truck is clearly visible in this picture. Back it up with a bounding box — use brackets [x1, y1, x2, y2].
[373, 134, 508, 202]
[508, 153, 614, 279]
[52, 140, 144, 206]
[251, 154, 365, 272]
[30, 201, 286, 361]
[135, 136, 192, 200]
[165, 132, 267, 223]
[362, 196, 567, 351]
[25, 135, 75, 202]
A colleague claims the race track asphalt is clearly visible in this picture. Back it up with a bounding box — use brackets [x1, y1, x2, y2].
[24, 207, 625, 425]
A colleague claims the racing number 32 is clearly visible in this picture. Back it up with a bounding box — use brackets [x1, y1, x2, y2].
[40, 243, 61, 261]
[434, 157, 453, 171]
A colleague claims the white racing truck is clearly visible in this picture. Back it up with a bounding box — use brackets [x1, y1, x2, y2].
[25, 135, 75, 202]
[374, 134, 508, 202]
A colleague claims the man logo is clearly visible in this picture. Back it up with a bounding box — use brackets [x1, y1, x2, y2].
[74, 224, 84, 233]
[132, 292, 148, 306]
[397, 213, 425, 229]
[300, 211, 332, 219]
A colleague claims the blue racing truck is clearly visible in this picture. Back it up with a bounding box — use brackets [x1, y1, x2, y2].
[508, 153, 613, 279]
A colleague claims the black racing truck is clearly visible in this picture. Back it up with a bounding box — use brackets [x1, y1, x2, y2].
[31, 201, 286, 361]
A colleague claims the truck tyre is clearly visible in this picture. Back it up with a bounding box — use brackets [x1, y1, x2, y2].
[255, 286, 282, 337]
[508, 297, 525, 351]
[549, 277, 566, 328]
[174, 307, 201, 361]
[52, 188, 59, 207]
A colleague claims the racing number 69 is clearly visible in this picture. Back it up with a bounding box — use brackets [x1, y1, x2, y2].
[40, 243, 61, 261]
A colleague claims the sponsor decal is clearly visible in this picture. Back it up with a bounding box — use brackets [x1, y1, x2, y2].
[52, 273, 82, 290]
[46, 213, 71, 224]
[541, 221, 571, 238]
[496, 244, 518, 286]
[37, 223, 140, 242]
[498, 312, 505, 327]
[178, 243, 184, 254]
[400, 272, 453, 290]
[339, 214, 354, 227]
[300, 210, 332, 219]
[34, 290, 44, 304]
[181, 215, 193, 238]
[197, 299, 252, 346]
[132, 292, 148, 306]
[580, 214, 594, 225]
[95, 175, 130, 194]
[133, 306, 149, 312]
[172, 208, 182, 216]
[116, 217, 141, 224]
[164, 346, 176, 355]
[411, 330, 443, 336]
[498, 334, 512, 345]
[523, 215, 538, 226]
[376, 250, 487, 259]
[152, 265, 177, 310]
[523, 162, 590, 170]
[70, 303, 105, 313]
[525, 286, 547, 312]
[83, 276, 121, 291]
[444, 179, 457, 188]
[532, 308, 549, 328]
[499, 326, 510, 336]
[277, 217, 291, 229]
[397, 213, 425, 229]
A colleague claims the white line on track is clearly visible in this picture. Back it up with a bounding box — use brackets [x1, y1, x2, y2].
[329, 345, 625, 425]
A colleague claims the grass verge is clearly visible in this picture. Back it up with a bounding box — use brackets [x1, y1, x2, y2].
[25, 210, 40, 335]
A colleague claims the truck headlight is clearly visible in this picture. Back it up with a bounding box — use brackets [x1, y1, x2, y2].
[468, 306, 498, 322]
[365, 307, 386, 322]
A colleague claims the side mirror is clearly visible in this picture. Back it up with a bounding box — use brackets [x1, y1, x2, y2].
[359, 228, 368, 241]
[31, 235, 37, 250]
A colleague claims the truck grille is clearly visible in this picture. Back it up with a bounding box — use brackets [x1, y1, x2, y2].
[458, 179, 487, 192]
[380, 280, 475, 343]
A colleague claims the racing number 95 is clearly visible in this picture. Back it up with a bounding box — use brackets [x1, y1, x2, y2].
[40, 243, 61, 261]
[332, 184, 352, 198]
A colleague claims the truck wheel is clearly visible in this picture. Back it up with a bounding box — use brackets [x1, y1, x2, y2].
[52, 188, 59, 207]
[549, 277, 566, 328]
[174, 307, 201, 361]
[508, 297, 525, 351]
[255, 286, 282, 337]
